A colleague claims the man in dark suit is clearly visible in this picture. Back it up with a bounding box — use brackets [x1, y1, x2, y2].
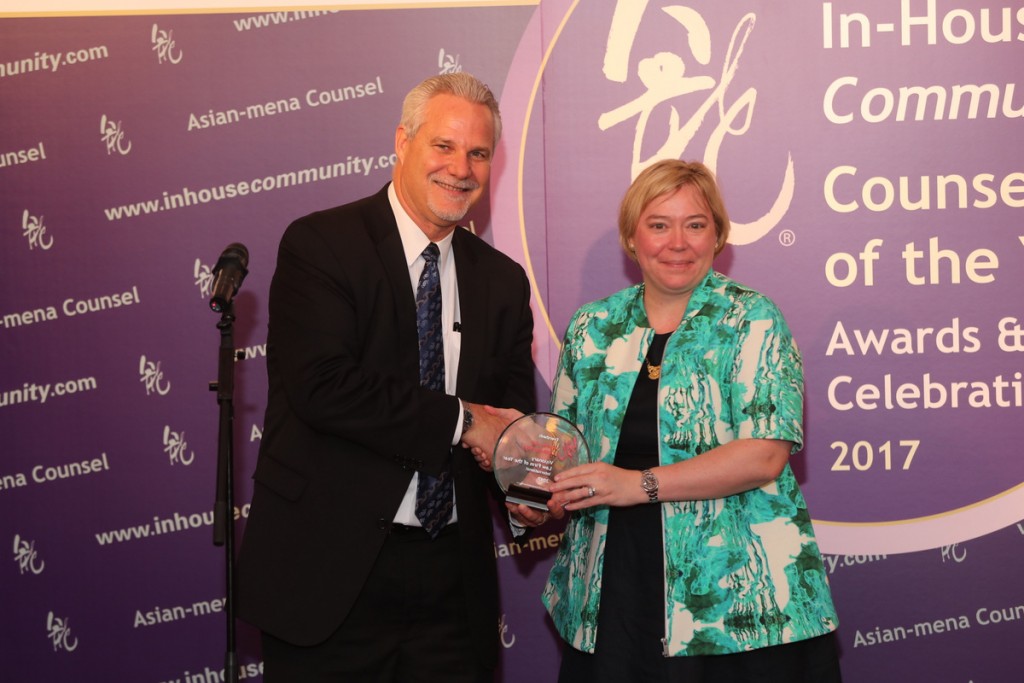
[237, 73, 543, 682]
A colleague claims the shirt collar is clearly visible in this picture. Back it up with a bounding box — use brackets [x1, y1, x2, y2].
[388, 183, 454, 268]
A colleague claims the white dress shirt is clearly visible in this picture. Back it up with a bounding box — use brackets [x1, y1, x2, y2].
[388, 183, 464, 527]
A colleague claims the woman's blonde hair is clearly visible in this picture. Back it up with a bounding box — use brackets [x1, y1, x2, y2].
[619, 159, 731, 259]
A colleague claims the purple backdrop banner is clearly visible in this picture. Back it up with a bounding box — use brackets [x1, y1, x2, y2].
[2, 2, 1022, 682]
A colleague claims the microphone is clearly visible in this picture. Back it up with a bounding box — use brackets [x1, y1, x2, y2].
[209, 243, 249, 313]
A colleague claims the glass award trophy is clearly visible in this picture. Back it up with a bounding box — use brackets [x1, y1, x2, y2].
[493, 412, 589, 511]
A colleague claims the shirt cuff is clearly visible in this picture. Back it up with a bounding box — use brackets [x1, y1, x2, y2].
[452, 398, 465, 446]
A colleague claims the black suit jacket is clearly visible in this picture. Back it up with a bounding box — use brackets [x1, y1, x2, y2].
[236, 185, 535, 667]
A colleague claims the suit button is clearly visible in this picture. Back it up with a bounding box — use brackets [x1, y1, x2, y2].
[377, 518, 389, 530]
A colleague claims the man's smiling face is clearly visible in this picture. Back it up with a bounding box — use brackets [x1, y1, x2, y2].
[392, 93, 495, 241]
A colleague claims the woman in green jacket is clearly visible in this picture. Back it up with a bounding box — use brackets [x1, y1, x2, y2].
[543, 159, 841, 682]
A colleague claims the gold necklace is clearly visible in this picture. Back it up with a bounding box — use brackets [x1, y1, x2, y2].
[646, 362, 661, 380]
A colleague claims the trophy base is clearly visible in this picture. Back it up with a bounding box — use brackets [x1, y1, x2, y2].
[506, 483, 552, 511]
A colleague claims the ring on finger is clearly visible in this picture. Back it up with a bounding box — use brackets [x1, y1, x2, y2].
[587, 485, 596, 498]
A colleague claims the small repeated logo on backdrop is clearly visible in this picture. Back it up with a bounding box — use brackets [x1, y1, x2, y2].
[100, 115, 132, 156]
[13, 534, 45, 575]
[438, 48, 462, 74]
[162, 425, 195, 466]
[193, 258, 214, 299]
[498, 613, 516, 649]
[599, 5, 792, 244]
[940, 543, 968, 564]
[151, 24, 183, 65]
[139, 355, 171, 396]
[46, 611, 78, 652]
[22, 209, 53, 251]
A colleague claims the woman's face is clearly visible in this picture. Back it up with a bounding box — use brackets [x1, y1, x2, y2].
[630, 184, 717, 303]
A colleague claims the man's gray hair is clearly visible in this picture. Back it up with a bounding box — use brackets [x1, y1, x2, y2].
[400, 72, 502, 147]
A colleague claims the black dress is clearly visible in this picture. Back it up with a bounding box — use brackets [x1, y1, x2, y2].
[558, 333, 842, 683]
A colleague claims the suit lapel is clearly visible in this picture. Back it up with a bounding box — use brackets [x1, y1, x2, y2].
[365, 187, 418, 371]
[453, 228, 484, 397]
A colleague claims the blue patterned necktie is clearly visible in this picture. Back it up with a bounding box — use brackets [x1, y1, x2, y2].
[414, 243, 453, 537]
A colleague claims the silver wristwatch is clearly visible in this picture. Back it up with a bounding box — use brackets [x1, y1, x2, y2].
[640, 468, 659, 503]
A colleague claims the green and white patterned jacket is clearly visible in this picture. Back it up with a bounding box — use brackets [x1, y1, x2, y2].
[542, 270, 839, 656]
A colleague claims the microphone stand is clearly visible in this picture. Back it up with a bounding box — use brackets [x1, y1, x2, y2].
[211, 301, 240, 683]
